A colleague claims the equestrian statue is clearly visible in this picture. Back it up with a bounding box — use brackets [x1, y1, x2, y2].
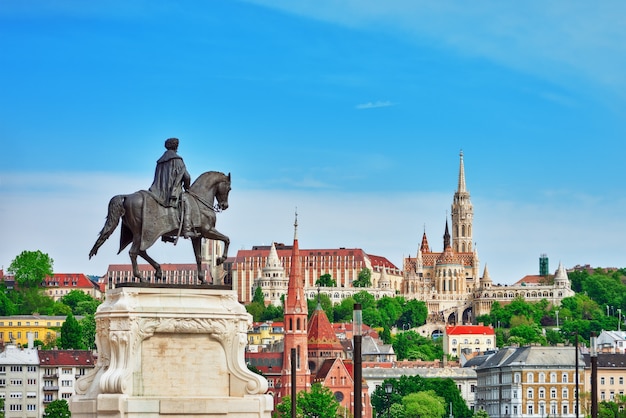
[89, 138, 231, 284]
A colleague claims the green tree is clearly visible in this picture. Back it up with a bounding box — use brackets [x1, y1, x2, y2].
[474, 409, 490, 418]
[353, 268, 372, 287]
[79, 314, 97, 350]
[333, 297, 355, 322]
[393, 331, 443, 361]
[273, 395, 302, 418]
[8, 250, 54, 288]
[260, 304, 283, 322]
[316, 274, 336, 287]
[60, 290, 101, 315]
[403, 390, 445, 418]
[60, 312, 84, 349]
[246, 302, 265, 322]
[252, 286, 265, 304]
[297, 382, 340, 418]
[398, 298, 428, 328]
[43, 399, 71, 418]
[377, 296, 403, 330]
[0, 283, 17, 316]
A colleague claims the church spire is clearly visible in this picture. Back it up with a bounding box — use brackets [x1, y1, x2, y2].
[451, 150, 473, 253]
[458, 150, 467, 193]
[281, 210, 310, 398]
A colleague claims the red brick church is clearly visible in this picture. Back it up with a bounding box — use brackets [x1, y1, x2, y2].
[246, 214, 372, 417]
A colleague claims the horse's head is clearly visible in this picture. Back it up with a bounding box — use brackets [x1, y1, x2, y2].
[215, 172, 231, 211]
[190, 171, 231, 211]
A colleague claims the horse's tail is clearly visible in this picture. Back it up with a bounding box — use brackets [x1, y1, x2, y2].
[89, 195, 126, 259]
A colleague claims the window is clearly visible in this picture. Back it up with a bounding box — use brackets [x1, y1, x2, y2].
[27, 379, 36, 385]
[514, 373, 520, 383]
[539, 388, 546, 399]
[9, 404, 22, 411]
[10, 366, 22, 372]
[563, 388, 569, 399]
[620, 377, 624, 385]
[562, 373, 568, 383]
[528, 404, 534, 415]
[601, 377, 606, 385]
[452, 339, 457, 346]
[563, 405, 569, 415]
[27, 404, 36, 411]
[550, 372, 557, 383]
[475, 339, 480, 344]
[27, 366, 36, 372]
[601, 391, 606, 400]
[610, 377, 615, 385]
[471, 385, 476, 393]
[9, 393, 22, 398]
[0, 366, 4, 373]
[10, 379, 22, 385]
[528, 389, 534, 399]
[62, 368, 72, 374]
[527, 372, 534, 383]
[551, 388, 557, 399]
[539, 372, 546, 383]
[62, 393, 72, 399]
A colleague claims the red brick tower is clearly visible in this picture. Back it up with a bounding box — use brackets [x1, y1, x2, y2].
[280, 212, 310, 399]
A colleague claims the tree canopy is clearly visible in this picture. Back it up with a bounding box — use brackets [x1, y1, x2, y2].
[8, 250, 54, 288]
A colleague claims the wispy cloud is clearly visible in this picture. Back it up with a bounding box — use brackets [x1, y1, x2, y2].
[247, 0, 626, 100]
[356, 100, 395, 109]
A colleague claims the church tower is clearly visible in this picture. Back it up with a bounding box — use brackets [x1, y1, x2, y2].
[280, 212, 310, 399]
[451, 151, 473, 253]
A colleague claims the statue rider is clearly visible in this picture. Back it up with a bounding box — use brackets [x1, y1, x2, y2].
[149, 138, 195, 239]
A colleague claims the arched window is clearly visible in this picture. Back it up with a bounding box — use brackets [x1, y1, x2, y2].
[527, 373, 534, 383]
[539, 388, 546, 399]
[551, 388, 557, 399]
[539, 372, 546, 383]
[527, 388, 534, 399]
[550, 372, 557, 383]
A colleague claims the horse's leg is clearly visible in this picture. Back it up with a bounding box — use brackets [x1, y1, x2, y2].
[137, 250, 162, 283]
[203, 229, 230, 265]
[129, 239, 143, 282]
[191, 237, 206, 285]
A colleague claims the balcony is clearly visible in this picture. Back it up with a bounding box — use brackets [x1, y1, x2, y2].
[43, 386, 59, 391]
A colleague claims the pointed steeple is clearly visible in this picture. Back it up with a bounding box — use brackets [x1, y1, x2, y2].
[281, 210, 310, 398]
[443, 219, 451, 250]
[458, 150, 467, 193]
[554, 261, 570, 288]
[285, 210, 306, 312]
[420, 231, 430, 253]
[481, 263, 492, 288]
[451, 150, 473, 253]
[266, 242, 281, 268]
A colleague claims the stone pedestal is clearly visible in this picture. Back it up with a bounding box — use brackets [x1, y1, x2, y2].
[70, 285, 272, 418]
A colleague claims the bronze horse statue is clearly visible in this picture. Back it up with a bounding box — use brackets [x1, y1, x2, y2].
[89, 171, 231, 284]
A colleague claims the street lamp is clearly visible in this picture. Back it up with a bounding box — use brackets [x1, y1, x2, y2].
[384, 383, 393, 418]
[591, 332, 598, 418]
[354, 304, 362, 418]
[555, 310, 559, 329]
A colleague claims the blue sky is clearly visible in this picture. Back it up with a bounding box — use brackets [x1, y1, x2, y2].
[1, 1, 625, 283]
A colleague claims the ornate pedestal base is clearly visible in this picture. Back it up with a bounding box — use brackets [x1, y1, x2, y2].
[70, 286, 272, 418]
